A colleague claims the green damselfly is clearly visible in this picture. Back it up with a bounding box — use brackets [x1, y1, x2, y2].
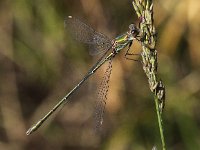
[26, 16, 140, 135]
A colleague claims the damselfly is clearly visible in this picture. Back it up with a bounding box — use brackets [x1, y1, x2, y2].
[26, 16, 140, 135]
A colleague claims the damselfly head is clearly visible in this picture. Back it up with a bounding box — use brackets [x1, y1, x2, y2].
[129, 24, 136, 30]
[129, 24, 138, 34]
[128, 24, 139, 38]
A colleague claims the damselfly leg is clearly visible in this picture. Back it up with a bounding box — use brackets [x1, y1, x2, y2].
[124, 42, 140, 61]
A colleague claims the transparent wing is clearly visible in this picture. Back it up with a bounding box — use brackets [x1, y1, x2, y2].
[94, 59, 112, 131]
[64, 16, 112, 55]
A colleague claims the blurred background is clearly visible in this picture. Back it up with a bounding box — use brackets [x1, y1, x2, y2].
[0, 0, 200, 150]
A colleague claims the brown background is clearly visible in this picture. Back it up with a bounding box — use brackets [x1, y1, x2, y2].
[0, 0, 200, 150]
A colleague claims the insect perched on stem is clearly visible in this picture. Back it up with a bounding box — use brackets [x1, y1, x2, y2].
[26, 16, 140, 135]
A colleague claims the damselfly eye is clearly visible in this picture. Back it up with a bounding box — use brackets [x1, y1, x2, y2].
[132, 30, 136, 34]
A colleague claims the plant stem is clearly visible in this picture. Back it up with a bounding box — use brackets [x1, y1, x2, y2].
[132, 0, 166, 149]
[154, 95, 166, 150]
